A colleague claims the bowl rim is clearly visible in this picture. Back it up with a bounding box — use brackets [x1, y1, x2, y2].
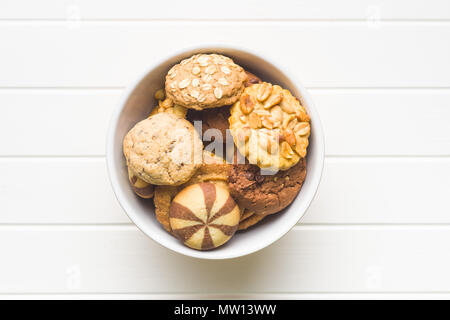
[106, 43, 325, 260]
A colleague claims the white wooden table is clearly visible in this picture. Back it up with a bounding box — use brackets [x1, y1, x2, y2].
[1, 0, 450, 299]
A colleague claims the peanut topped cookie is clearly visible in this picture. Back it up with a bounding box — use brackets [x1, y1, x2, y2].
[165, 54, 247, 110]
[123, 113, 203, 186]
[229, 82, 311, 171]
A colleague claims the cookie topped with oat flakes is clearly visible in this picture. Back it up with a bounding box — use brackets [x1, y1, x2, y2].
[165, 54, 247, 110]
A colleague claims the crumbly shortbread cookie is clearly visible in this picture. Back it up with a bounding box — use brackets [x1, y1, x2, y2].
[128, 167, 154, 199]
[239, 208, 254, 222]
[229, 82, 311, 171]
[169, 182, 240, 250]
[123, 113, 203, 186]
[154, 185, 179, 233]
[165, 54, 247, 110]
[228, 158, 307, 215]
[238, 212, 267, 230]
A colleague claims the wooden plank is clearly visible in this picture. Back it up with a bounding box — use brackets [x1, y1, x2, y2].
[302, 157, 450, 224]
[1, 158, 449, 224]
[0, 158, 128, 224]
[315, 89, 450, 156]
[1, 226, 450, 293]
[0, 89, 119, 156]
[0, 23, 449, 87]
[1, 0, 450, 20]
[1, 89, 450, 156]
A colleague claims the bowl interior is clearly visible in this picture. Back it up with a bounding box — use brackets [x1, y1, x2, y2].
[107, 46, 324, 259]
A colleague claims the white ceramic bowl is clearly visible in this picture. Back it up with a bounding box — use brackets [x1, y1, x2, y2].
[106, 45, 324, 260]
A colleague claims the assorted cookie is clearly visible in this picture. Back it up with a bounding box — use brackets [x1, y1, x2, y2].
[165, 54, 247, 110]
[123, 53, 311, 250]
[228, 158, 307, 215]
[128, 167, 154, 199]
[154, 151, 231, 234]
[238, 212, 267, 231]
[123, 113, 203, 186]
[229, 83, 311, 170]
[169, 182, 240, 250]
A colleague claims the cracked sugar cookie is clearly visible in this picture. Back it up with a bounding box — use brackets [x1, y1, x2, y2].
[169, 182, 240, 250]
[228, 158, 307, 216]
[229, 82, 311, 171]
[165, 54, 247, 110]
[123, 113, 203, 186]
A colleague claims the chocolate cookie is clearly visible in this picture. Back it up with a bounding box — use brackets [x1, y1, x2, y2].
[185, 71, 261, 143]
[244, 71, 262, 87]
[228, 158, 306, 215]
[187, 105, 231, 143]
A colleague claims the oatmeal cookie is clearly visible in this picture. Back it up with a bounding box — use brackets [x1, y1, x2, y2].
[123, 113, 203, 186]
[228, 158, 307, 215]
[229, 82, 311, 171]
[165, 54, 247, 110]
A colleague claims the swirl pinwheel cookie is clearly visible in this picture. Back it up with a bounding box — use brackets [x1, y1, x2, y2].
[127, 167, 154, 199]
[169, 182, 240, 250]
[153, 151, 231, 234]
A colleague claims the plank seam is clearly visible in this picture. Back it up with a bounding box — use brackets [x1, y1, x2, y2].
[1, 224, 450, 229]
[3, 19, 450, 23]
[2, 87, 450, 91]
[0, 155, 450, 159]
[2, 291, 450, 295]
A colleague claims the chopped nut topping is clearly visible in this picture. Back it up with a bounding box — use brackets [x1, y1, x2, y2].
[239, 93, 255, 114]
[257, 82, 273, 102]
